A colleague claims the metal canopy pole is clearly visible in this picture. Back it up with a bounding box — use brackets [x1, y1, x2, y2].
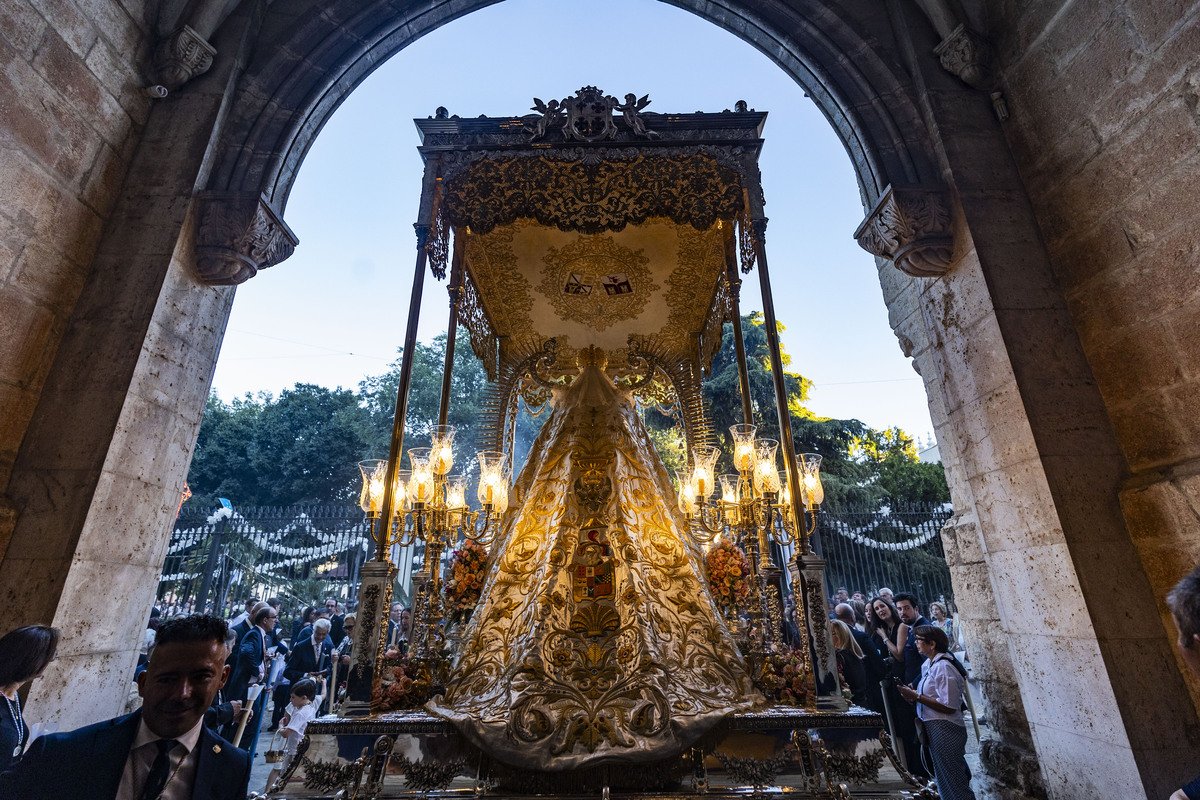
[748, 216, 808, 553]
[749, 203, 845, 707]
[437, 235, 465, 427]
[343, 163, 438, 717]
[724, 225, 755, 428]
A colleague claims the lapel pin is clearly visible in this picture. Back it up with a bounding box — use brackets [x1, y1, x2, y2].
[213, 744, 221, 754]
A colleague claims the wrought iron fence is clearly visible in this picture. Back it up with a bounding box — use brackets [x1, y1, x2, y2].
[157, 501, 955, 623]
[158, 505, 374, 619]
[812, 501, 956, 612]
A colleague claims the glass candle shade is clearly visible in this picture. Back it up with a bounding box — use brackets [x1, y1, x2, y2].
[676, 472, 696, 516]
[753, 439, 781, 495]
[691, 446, 720, 500]
[445, 474, 467, 510]
[358, 460, 387, 514]
[408, 447, 434, 505]
[430, 425, 456, 476]
[477, 450, 509, 508]
[730, 424, 758, 474]
[394, 469, 412, 512]
[799, 452, 824, 509]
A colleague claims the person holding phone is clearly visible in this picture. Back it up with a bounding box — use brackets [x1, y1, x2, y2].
[897, 626, 975, 799]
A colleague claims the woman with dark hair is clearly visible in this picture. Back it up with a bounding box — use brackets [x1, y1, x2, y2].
[898, 625, 976, 799]
[0, 625, 60, 768]
[866, 595, 907, 665]
[292, 606, 315, 642]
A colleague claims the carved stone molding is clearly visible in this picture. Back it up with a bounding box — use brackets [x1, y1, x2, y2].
[194, 192, 298, 285]
[934, 24, 993, 90]
[152, 25, 216, 90]
[854, 185, 954, 278]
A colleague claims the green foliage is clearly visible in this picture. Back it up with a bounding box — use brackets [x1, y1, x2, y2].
[357, 329, 490, 464]
[188, 384, 371, 509]
[186, 319, 948, 512]
[692, 313, 949, 509]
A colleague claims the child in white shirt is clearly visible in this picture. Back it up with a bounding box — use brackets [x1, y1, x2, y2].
[264, 677, 324, 793]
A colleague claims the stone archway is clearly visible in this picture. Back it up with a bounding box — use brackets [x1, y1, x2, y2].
[1, 2, 1196, 798]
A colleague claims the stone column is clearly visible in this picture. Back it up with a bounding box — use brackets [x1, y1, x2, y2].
[873, 5, 1200, 796]
[0, 9, 268, 731]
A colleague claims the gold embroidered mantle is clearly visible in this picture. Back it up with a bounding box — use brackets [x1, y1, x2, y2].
[428, 366, 761, 769]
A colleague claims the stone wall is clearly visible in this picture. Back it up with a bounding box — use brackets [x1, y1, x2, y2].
[0, 0, 153, 536]
[985, 0, 1200, 703]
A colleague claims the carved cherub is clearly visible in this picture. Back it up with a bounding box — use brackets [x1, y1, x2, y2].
[615, 93, 658, 138]
[527, 97, 565, 140]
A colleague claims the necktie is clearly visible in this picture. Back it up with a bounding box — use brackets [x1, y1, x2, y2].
[140, 739, 178, 800]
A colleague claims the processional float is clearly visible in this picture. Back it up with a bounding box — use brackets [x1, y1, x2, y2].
[263, 89, 936, 800]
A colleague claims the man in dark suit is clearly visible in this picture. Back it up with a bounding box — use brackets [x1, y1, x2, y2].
[894, 591, 932, 779]
[284, 618, 334, 714]
[325, 597, 346, 647]
[0, 614, 250, 799]
[223, 604, 278, 760]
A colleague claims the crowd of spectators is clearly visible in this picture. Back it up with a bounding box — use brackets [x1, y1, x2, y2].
[804, 586, 975, 799]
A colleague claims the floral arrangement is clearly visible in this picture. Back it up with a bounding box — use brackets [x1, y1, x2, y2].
[371, 651, 433, 712]
[762, 648, 813, 707]
[443, 539, 489, 624]
[705, 540, 751, 613]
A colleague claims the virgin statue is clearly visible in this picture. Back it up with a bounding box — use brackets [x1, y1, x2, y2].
[428, 354, 762, 770]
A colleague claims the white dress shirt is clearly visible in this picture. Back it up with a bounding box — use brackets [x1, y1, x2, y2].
[916, 653, 966, 726]
[115, 717, 204, 800]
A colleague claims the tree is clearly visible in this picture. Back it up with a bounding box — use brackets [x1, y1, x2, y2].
[187, 385, 373, 508]
[694, 313, 948, 508]
[357, 328, 492, 471]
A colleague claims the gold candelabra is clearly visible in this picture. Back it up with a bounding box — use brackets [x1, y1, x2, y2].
[357, 425, 511, 665]
[680, 424, 824, 662]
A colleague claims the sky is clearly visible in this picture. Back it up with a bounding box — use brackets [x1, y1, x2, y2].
[210, 0, 935, 445]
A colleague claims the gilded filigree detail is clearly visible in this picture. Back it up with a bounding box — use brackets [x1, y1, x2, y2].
[660, 224, 726, 362]
[443, 154, 743, 235]
[428, 366, 760, 769]
[460, 270, 499, 381]
[539, 235, 658, 331]
[463, 225, 534, 358]
[427, 187, 450, 280]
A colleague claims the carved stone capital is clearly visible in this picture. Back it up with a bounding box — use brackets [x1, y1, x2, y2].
[194, 192, 298, 285]
[934, 24, 993, 90]
[152, 25, 216, 90]
[854, 185, 954, 278]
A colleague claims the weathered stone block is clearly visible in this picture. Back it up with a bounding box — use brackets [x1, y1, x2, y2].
[0, 0, 49, 53]
[32, 28, 132, 143]
[967, 461, 1068, 554]
[933, 314, 1016, 417]
[26, 0, 99, 58]
[1108, 392, 1188, 470]
[0, 291, 56, 388]
[987, 545, 1089, 636]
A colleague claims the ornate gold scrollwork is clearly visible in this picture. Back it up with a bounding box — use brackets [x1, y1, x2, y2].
[443, 153, 743, 236]
[459, 269, 499, 381]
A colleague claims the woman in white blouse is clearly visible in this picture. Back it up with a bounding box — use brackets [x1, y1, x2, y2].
[897, 625, 975, 800]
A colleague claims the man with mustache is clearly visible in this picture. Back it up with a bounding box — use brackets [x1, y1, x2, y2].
[0, 615, 250, 799]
